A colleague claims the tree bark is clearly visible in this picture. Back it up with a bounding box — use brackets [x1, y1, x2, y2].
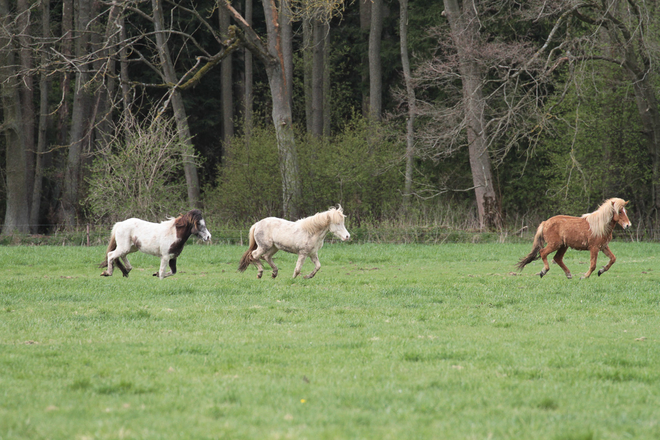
[322, 23, 331, 137]
[444, 0, 499, 229]
[1, 0, 29, 234]
[280, 0, 294, 111]
[152, 0, 200, 208]
[399, 0, 415, 208]
[219, 5, 234, 144]
[303, 18, 313, 133]
[368, 0, 383, 121]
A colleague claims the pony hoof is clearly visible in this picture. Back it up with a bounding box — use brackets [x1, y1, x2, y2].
[271, 272, 278, 279]
[257, 273, 263, 279]
[538, 271, 546, 278]
[597, 269, 604, 276]
[100, 271, 110, 277]
[566, 274, 572, 279]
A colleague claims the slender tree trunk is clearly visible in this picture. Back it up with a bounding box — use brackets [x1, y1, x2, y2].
[31, 0, 51, 233]
[368, 0, 383, 121]
[219, 5, 234, 144]
[303, 18, 313, 133]
[119, 12, 132, 115]
[280, 0, 294, 111]
[360, 0, 371, 116]
[399, 0, 415, 208]
[152, 0, 200, 208]
[17, 0, 35, 221]
[244, 0, 253, 139]
[1, 0, 29, 234]
[311, 19, 325, 137]
[62, 0, 93, 228]
[58, 0, 73, 146]
[444, 0, 499, 229]
[322, 23, 331, 137]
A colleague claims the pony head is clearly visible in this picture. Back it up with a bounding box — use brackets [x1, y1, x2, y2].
[328, 204, 350, 241]
[612, 199, 631, 230]
[584, 198, 630, 236]
[183, 209, 212, 242]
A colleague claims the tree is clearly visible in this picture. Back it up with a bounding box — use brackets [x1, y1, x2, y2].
[442, 0, 499, 229]
[1, 0, 29, 234]
[221, 0, 303, 218]
[399, 0, 416, 207]
[368, 0, 383, 121]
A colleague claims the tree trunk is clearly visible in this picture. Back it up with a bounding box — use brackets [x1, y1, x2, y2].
[1, 0, 29, 234]
[17, 0, 35, 220]
[303, 18, 313, 133]
[368, 0, 383, 121]
[311, 19, 325, 137]
[322, 23, 331, 137]
[119, 12, 132, 115]
[280, 0, 294, 111]
[152, 0, 200, 208]
[57, 0, 73, 146]
[30, 0, 51, 233]
[62, 0, 93, 228]
[399, 0, 415, 208]
[219, 5, 234, 144]
[444, 0, 499, 229]
[360, 0, 371, 116]
[244, 0, 253, 139]
[222, 0, 302, 218]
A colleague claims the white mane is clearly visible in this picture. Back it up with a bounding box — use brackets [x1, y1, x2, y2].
[583, 198, 627, 238]
[298, 206, 345, 235]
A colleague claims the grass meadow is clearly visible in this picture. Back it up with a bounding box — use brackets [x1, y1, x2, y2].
[1, 241, 659, 439]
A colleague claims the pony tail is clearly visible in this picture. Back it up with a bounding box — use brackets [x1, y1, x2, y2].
[238, 226, 258, 272]
[517, 222, 545, 271]
[98, 233, 117, 268]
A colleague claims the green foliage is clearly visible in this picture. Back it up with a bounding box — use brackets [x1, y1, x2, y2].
[205, 117, 404, 222]
[1, 243, 659, 438]
[85, 114, 194, 224]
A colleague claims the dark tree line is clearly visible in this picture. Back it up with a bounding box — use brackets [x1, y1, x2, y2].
[1, 0, 659, 237]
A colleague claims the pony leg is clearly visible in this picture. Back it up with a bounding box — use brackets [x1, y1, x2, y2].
[538, 243, 561, 278]
[581, 248, 599, 279]
[252, 246, 267, 279]
[304, 253, 321, 279]
[293, 254, 307, 278]
[121, 256, 133, 274]
[153, 257, 172, 279]
[101, 250, 121, 277]
[597, 246, 616, 276]
[553, 246, 572, 279]
[263, 249, 279, 278]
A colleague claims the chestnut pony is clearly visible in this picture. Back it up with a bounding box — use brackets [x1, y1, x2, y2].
[517, 198, 631, 279]
[99, 209, 211, 279]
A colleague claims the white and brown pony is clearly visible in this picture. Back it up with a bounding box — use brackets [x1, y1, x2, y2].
[518, 198, 631, 279]
[99, 209, 211, 279]
[238, 205, 350, 279]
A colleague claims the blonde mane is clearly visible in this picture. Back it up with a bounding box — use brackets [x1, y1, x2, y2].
[584, 198, 626, 238]
[298, 206, 345, 235]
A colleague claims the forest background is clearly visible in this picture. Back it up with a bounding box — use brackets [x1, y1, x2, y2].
[0, 0, 658, 239]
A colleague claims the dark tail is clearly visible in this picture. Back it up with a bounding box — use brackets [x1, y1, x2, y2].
[517, 222, 545, 271]
[98, 233, 129, 277]
[238, 227, 257, 272]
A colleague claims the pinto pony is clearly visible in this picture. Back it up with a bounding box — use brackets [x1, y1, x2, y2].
[99, 209, 211, 279]
[517, 198, 631, 279]
[238, 205, 350, 279]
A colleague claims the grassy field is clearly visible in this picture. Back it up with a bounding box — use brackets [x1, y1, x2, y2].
[1, 241, 659, 439]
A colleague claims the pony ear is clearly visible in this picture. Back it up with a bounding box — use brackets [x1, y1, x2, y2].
[625, 200, 629, 205]
[337, 204, 343, 213]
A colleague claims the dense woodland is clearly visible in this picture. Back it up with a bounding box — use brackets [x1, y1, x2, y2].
[0, 0, 659, 238]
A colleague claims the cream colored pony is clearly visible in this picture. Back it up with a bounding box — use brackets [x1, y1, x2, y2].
[238, 205, 350, 279]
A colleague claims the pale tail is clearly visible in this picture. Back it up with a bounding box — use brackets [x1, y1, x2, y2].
[238, 227, 257, 272]
[517, 222, 545, 271]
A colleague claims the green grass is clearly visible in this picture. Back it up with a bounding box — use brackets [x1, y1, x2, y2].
[1, 242, 659, 439]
